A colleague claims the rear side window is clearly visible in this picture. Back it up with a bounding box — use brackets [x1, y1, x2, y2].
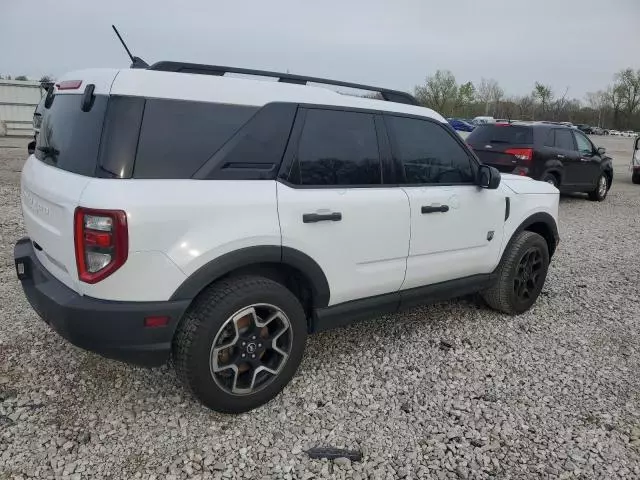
[554, 129, 575, 150]
[35, 93, 108, 176]
[134, 99, 258, 179]
[289, 109, 381, 186]
[466, 125, 533, 145]
[386, 116, 475, 184]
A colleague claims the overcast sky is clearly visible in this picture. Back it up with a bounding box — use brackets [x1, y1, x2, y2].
[2, 0, 639, 100]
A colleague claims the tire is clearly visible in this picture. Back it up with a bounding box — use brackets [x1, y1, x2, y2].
[482, 231, 550, 315]
[173, 275, 307, 413]
[541, 172, 559, 188]
[588, 173, 609, 201]
[632, 172, 640, 185]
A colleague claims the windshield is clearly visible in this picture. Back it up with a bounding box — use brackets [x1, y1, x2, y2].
[35, 93, 108, 176]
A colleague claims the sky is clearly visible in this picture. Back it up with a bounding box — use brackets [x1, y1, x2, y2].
[2, 0, 639, 101]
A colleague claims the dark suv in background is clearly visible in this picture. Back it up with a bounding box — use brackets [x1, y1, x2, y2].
[466, 122, 613, 201]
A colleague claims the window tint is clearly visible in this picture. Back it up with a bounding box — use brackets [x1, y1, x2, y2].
[466, 125, 533, 145]
[387, 116, 475, 184]
[573, 131, 593, 154]
[544, 130, 555, 147]
[35, 93, 109, 176]
[292, 109, 381, 186]
[134, 99, 258, 179]
[554, 129, 575, 150]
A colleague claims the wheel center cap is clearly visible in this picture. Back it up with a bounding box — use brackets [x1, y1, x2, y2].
[246, 342, 257, 354]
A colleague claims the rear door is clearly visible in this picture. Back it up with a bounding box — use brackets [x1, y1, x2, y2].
[572, 130, 602, 186]
[466, 125, 534, 173]
[21, 86, 112, 291]
[276, 107, 410, 306]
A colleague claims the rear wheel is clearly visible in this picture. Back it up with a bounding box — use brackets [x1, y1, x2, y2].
[541, 172, 559, 188]
[482, 231, 550, 314]
[173, 276, 307, 413]
[588, 174, 609, 201]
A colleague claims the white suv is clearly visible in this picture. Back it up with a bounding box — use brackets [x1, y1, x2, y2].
[14, 63, 560, 413]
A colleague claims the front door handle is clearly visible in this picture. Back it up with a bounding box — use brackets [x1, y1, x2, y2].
[302, 212, 342, 223]
[421, 205, 449, 214]
[556, 154, 565, 159]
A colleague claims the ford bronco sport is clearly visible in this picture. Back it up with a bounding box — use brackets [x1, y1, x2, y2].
[14, 63, 559, 413]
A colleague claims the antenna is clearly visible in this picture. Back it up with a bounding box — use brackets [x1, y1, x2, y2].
[111, 25, 149, 69]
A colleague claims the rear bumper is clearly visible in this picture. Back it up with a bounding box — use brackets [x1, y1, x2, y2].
[14, 238, 191, 366]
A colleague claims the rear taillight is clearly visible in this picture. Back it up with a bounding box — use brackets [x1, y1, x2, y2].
[505, 148, 533, 162]
[74, 207, 128, 284]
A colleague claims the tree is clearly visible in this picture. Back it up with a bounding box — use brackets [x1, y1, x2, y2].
[604, 84, 625, 129]
[14, 75, 29, 81]
[39, 75, 53, 83]
[455, 81, 475, 117]
[614, 68, 640, 127]
[477, 78, 503, 116]
[414, 70, 458, 115]
[585, 90, 607, 127]
[533, 82, 553, 117]
[515, 95, 535, 120]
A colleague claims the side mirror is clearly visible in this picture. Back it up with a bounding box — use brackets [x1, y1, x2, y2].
[597, 146, 606, 155]
[478, 165, 501, 189]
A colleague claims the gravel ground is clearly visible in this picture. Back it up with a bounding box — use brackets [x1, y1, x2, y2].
[1, 136, 639, 479]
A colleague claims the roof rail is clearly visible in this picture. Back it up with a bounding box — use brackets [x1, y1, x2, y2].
[147, 61, 418, 106]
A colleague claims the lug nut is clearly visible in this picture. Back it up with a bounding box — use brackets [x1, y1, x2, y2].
[241, 342, 246, 346]
[251, 336, 256, 340]
[258, 343, 262, 347]
[252, 354, 256, 359]
[241, 353, 246, 358]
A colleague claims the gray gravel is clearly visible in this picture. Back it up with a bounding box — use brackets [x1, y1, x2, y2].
[1, 136, 640, 479]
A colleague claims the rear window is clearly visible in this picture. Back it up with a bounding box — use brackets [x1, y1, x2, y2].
[466, 125, 533, 145]
[35, 93, 108, 176]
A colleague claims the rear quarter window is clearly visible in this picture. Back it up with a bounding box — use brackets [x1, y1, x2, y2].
[133, 99, 259, 179]
[467, 125, 533, 145]
[35, 93, 108, 176]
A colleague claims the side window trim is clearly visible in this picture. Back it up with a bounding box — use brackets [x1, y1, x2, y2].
[278, 106, 384, 189]
[383, 112, 478, 187]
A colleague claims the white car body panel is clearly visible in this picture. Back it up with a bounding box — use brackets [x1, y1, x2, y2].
[277, 183, 411, 306]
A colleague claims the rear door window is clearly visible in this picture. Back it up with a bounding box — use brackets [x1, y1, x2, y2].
[554, 129, 575, 151]
[289, 109, 381, 186]
[466, 125, 533, 145]
[35, 93, 109, 176]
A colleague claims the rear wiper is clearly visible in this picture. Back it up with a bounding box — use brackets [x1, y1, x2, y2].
[37, 146, 60, 161]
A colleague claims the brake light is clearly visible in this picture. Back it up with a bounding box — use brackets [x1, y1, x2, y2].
[505, 148, 533, 162]
[74, 208, 128, 284]
[56, 80, 83, 90]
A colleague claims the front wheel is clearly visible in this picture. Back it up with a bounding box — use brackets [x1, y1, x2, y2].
[482, 231, 550, 314]
[632, 172, 640, 185]
[173, 276, 307, 413]
[588, 174, 609, 201]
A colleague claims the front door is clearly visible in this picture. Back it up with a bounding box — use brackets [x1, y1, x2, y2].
[277, 108, 410, 306]
[383, 114, 505, 290]
[573, 130, 602, 187]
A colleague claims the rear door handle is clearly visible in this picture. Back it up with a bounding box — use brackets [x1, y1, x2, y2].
[302, 212, 342, 223]
[421, 205, 449, 214]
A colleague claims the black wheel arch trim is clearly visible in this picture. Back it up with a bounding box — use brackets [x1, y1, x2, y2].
[500, 212, 559, 263]
[169, 246, 331, 307]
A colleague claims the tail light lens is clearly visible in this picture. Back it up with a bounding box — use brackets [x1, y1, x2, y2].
[505, 148, 533, 162]
[74, 207, 128, 283]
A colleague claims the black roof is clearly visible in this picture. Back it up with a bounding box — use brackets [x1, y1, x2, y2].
[147, 61, 418, 106]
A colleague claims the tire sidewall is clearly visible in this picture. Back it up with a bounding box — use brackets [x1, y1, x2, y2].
[542, 172, 558, 188]
[505, 234, 550, 314]
[594, 174, 608, 201]
[183, 278, 307, 413]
